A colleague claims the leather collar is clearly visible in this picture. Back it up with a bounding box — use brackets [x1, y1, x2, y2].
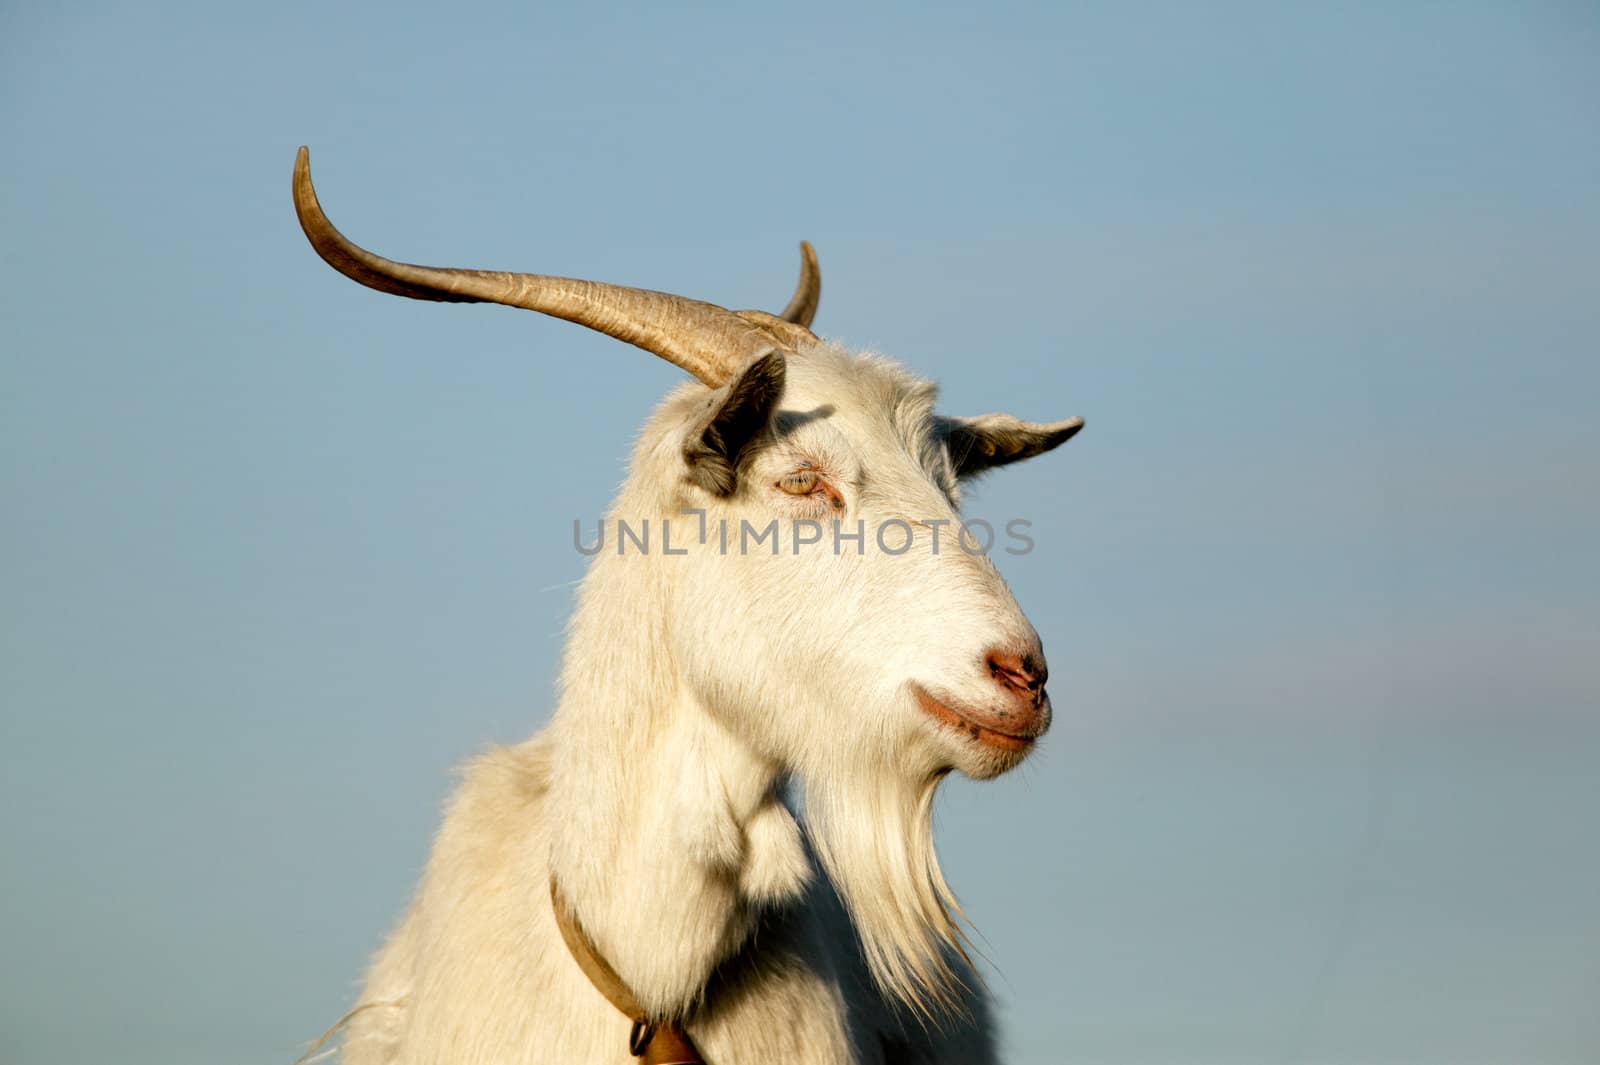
[550, 880, 706, 1065]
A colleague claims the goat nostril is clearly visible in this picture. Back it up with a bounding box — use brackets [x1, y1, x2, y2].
[986, 650, 1046, 695]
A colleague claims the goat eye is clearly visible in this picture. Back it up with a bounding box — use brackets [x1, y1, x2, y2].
[778, 469, 820, 495]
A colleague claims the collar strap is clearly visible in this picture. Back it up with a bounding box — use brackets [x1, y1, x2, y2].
[550, 881, 706, 1065]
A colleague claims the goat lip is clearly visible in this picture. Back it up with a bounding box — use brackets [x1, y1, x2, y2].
[911, 684, 1040, 754]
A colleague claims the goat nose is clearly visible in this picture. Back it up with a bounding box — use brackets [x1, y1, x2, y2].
[986, 649, 1047, 697]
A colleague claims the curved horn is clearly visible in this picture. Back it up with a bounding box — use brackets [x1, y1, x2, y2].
[293, 147, 781, 386]
[778, 241, 820, 327]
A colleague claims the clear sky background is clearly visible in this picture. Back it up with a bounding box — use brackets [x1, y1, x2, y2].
[3, 3, 1597, 1064]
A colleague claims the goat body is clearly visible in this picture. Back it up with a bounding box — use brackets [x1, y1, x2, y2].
[292, 148, 1082, 1065]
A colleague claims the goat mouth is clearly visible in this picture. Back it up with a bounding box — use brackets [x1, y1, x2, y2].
[911, 684, 1037, 754]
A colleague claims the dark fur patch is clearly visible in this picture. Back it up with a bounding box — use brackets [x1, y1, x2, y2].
[943, 413, 1083, 479]
[683, 350, 787, 496]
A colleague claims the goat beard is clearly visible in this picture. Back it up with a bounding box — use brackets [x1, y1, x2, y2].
[800, 766, 975, 1022]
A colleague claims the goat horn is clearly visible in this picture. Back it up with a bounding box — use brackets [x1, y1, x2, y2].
[779, 241, 820, 327]
[292, 146, 789, 386]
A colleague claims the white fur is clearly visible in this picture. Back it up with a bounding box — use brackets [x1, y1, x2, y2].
[329, 341, 1052, 1064]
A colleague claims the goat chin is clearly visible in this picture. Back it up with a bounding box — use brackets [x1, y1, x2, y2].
[801, 767, 974, 1023]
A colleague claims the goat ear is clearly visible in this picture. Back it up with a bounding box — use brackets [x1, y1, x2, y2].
[944, 413, 1084, 479]
[683, 350, 787, 495]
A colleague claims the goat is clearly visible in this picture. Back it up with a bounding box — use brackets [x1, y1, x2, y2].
[291, 146, 1084, 1065]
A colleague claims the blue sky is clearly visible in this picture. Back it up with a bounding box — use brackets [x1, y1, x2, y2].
[2, 3, 1597, 1064]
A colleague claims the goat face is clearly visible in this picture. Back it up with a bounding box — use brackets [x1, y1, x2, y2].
[652, 343, 1081, 785]
[639, 342, 1082, 1014]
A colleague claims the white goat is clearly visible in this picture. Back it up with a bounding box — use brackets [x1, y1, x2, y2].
[292, 147, 1084, 1065]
